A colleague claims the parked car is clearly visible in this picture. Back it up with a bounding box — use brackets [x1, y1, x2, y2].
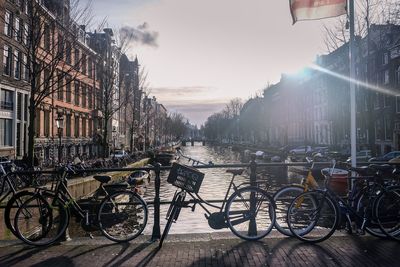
[289, 146, 312, 155]
[346, 150, 372, 163]
[111, 150, 128, 158]
[368, 151, 400, 162]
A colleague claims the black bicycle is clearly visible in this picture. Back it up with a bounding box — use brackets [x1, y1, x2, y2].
[159, 162, 276, 247]
[13, 169, 148, 246]
[286, 161, 400, 243]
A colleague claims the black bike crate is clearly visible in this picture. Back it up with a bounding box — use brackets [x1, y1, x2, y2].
[167, 163, 205, 193]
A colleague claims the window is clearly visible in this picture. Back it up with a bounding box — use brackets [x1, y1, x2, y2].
[74, 116, 80, 137]
[82, 54, 87, 74]
[384, 70, 389, 84]
[3, 45, 12, 76]
[396, 96, 400, 113]
[0, 119, 13, 147]
[65, 41, 71, 64]
[17, 93, 22, 120]
[384, 95, 391, 107]
[66, 77, 71, 102]
[375, 119, 383, 141]
[57, 34, 64, 59]
[4, 10, 12, 37]
[88, 58, 93, 78]
[22, 54, 28, 81]
[44, 110, 50, 137]
[43, 23, 50, 51]
[15, 17, 21, 42]
[81, 84, 86, 108]
[383, 52, 389, 65]
[74, 48, 80, 69]
[57, 74, 64, 100]
[82, 118, 86, 137]
[88, 86, 92, 108]
[88, 118, 92, 137]
[66, 114, 71, 137]
[74, 81, 80, 106]
[396, 66, 400, 85]
[24, 94, 28, 121]
[34, 109, 41, 137]
[44, 69, 51, 94]
[1, 89, 13, 110]
[374, 93, 380, 109]
[23, 23, 28, 45]
[14, 50, 21, 80]
[384, 116, 392, 140]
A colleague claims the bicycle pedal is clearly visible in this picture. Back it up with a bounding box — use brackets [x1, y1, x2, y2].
[87, 233, 94, 239]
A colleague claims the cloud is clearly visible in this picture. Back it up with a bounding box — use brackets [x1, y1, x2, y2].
[120, 23, 159, 47]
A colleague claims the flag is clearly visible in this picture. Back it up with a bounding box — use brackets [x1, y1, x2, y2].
[290, 0, 347, 24]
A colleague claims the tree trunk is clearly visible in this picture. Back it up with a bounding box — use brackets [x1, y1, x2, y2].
[102, 120, 109, 158]
[27, 95, 36, 167]
[129, 127, 134, 152]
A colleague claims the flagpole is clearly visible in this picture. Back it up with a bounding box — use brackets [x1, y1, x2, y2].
[349, 0, 357, 168]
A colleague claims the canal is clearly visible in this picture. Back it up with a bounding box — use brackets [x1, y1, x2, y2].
[143, 142, 300, 235]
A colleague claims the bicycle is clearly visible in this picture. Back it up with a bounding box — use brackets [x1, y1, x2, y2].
[273, 161, 319, 236]
[13, 168, 148, 246]
[286, 161, 400, 243]
[159, 162, 276, 248]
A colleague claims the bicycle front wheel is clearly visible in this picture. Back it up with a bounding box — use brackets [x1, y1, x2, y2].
[273, 185, 305, 236]
[14, 194, 69, 246]
[98, 190, 148, 242]
[287, 190, 338, 243]
[159, 191, 186, 248]
[225, 186, 276, 240]
[375, 186, 400, 241]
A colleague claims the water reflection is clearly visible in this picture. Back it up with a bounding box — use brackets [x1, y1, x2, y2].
[143, 143, 302, 234]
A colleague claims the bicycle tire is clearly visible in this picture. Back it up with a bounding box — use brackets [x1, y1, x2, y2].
[225, 186, 276, 240]
[273, 185, 305, 236]
[98, 190, 148, 242]
[4, 190, 36, 236]
[356, 192, 387, 238]
[375, 186, 400, 241]
[14, 193, 69, 246]
[287, 190, 339, 243]
[159, 191, 185, 248]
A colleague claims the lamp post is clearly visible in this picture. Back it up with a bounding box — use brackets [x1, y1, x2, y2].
[112, 127, 117, 156]
[55, 113, 64, 164]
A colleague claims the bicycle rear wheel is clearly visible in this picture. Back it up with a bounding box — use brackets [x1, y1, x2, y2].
[287, 190, 338, 243]
[225, 186, 276, 240]
[14, 193, 69, 246]
[4, 190, 36, 237]
[375, 186, 400, 241]
[273, 185, 305, 236]
[159, 190, 186, 248]
[98, 190, 148, 242]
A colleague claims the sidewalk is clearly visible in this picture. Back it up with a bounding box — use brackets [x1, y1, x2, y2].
[0, 233, 399, 267]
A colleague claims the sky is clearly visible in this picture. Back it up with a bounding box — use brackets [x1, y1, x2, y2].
[82, 0, 342, 126]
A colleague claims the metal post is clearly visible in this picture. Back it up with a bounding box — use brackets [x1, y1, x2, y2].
[58, 129, 62, 164]
[249, 154, 257, 236]
[151, 163, 161, 240]
[349, 0, 357, 194]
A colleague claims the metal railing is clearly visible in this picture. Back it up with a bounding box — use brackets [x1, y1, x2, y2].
[2, 157, 394, 241]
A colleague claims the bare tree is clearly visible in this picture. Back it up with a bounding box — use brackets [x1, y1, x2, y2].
[0, 0, 93, 166]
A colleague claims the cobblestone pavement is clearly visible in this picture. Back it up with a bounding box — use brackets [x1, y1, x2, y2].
[0, 233, 399, 267]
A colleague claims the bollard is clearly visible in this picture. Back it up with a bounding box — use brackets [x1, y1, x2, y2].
[60, 171, 71, 242]
[202, 140, 205, 146]
[191, 140, 194, 146]
[249, 154, 257, 236]
[151, 163, 161, 241]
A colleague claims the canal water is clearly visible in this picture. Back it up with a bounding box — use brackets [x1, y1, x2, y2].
[143, 143, 301, 235]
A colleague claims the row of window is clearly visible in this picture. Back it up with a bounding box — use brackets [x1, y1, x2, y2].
[4, 8, 29, 45]
[35, 110, 93, 138]
[56, 78, 95, 109]
[3, 45, 29, 80]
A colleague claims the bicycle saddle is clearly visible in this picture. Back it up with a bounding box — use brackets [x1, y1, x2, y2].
[93, 175, 111, 184]
[226, 169, 244, 176]
[368, 164, 393, 172]
[348, 166, 370, 176]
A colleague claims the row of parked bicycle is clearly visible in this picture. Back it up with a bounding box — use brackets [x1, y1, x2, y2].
[0, 155, 399, 247]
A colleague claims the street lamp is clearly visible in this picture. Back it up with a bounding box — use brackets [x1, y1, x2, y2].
[55, 113, 64, 164]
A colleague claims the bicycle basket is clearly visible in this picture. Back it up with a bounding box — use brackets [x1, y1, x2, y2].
[167, 163, 205, 193]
